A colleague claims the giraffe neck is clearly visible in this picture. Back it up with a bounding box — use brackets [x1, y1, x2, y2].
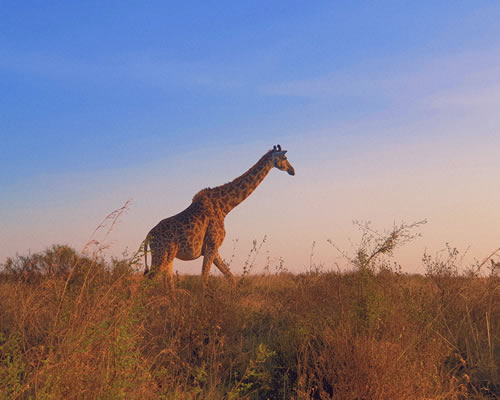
[210, 150, 274, 215]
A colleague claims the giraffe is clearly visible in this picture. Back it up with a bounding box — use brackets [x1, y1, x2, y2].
[143, 144, 295, 292]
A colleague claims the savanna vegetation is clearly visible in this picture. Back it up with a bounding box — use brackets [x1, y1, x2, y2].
[1, 217, 499, 399]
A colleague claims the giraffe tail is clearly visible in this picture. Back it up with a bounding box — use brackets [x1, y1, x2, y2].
[143, 236, 150, 276]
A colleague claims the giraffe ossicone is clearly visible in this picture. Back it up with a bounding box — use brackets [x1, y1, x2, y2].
[143, 144, 295, 292]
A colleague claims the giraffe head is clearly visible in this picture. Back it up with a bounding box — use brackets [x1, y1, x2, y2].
[271, 144, 295, 176]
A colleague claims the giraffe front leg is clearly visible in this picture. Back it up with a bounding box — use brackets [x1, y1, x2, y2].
[214, 253, 237, 287]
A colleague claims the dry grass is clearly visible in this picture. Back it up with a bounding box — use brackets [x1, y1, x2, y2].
[1, 214, 498, 399]
[1, 243, 499, 399]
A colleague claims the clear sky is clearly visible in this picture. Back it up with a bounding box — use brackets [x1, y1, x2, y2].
[2, 1, 500, 274]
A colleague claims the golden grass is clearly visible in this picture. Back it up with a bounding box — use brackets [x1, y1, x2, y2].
[0, 243, 499, 399]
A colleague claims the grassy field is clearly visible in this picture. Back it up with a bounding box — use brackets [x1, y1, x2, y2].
[1, 239, 499, 400]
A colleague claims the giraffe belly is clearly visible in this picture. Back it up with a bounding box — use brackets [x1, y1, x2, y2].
[176, 238, 203, 260]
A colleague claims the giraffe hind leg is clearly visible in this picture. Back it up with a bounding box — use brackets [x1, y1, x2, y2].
[146, 249, 164, 278]
[161, 255, 176, 296]
[153, 245, 176, 289]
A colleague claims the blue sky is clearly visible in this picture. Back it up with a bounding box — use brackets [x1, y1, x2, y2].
[2, 2, 500, 273]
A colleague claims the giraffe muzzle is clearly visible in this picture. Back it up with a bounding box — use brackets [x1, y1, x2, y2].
[287, 166, 295, 176]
